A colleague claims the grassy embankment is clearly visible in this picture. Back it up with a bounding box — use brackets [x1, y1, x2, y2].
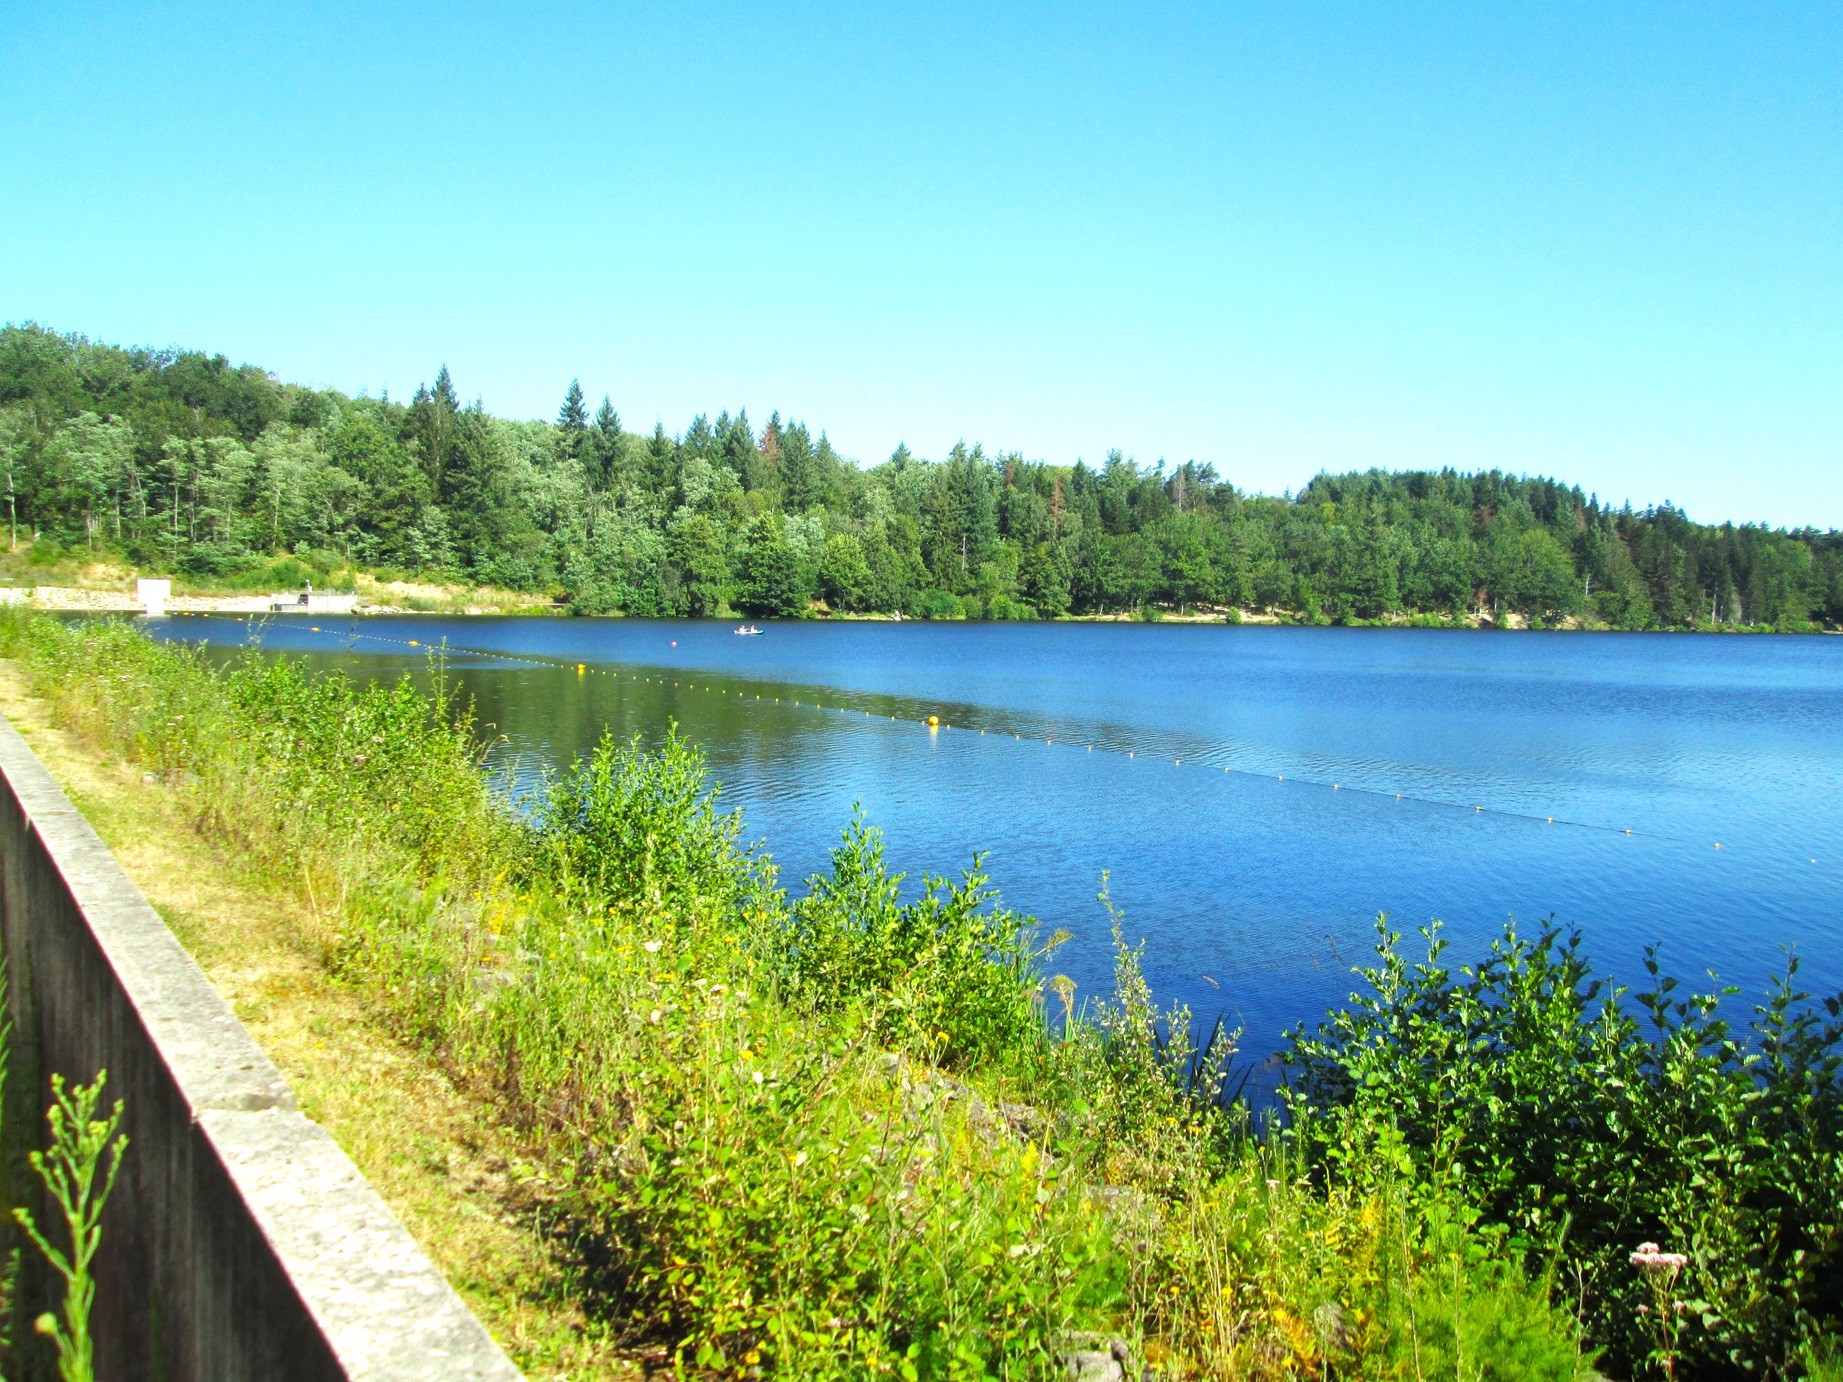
[0, 656, 628, 1375]
[0, 607, 1837, 1380]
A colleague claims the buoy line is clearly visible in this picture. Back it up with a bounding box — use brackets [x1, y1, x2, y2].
[230, 620, 1807, 863]
[236, 620, 569, 673]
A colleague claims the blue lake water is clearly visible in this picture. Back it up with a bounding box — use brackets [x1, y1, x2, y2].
[154, 616, 1843, 1080]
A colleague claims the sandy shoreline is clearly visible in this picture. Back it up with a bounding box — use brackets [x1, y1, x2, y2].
[16, 587, 279, 614]
[2, 586, 548, 617]
[3, 585, 1831, 632]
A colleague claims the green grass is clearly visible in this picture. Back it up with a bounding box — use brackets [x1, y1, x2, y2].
[0, 608, 1674, 1379]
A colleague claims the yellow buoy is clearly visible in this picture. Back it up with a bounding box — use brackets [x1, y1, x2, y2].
[576, 664, 585, 674]
[927, 714, 939, 727]
[408, 639, 420, 647]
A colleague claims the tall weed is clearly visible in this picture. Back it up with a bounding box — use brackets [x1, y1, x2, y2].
[13, 1074, 126, 1382]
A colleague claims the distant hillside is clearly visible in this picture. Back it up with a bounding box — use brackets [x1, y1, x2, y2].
[2, 323, 1837, 629]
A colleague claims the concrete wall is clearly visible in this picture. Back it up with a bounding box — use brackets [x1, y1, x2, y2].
[0, 713, 522, 1381]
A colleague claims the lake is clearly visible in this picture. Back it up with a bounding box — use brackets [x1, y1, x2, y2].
[153, 616, 1843, 1082]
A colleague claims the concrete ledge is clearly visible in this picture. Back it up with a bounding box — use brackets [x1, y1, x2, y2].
[0, 711, 522, 1380]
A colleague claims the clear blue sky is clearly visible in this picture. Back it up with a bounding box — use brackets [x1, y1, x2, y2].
[3, 2, 1838, 527]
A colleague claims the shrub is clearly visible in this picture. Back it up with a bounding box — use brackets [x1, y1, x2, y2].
[1285, 918, 1843, 1378]
[910, 589, 963, 620]
[532, 728, 777, 924]
[775, 814, 1047, 1075]
[985, 595, 1037, 621]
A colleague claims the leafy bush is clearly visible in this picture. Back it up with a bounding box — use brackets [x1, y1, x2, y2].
[910, 589, 964, 620]
[1058, 917, 1594, 1380]
[775, 814, 1048, 1074]
[1286, 918, 1843, 1378]
[533, 728, 776, 923]
[985, 595, 1037, 621]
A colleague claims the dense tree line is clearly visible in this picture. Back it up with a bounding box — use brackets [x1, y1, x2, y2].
[3, 323, 1838, 629]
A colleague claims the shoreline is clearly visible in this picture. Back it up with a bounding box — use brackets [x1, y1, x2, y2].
[6, 583, 1835, 633]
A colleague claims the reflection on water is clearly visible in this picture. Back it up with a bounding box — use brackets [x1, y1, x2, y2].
[156, 615, 1843, 1072]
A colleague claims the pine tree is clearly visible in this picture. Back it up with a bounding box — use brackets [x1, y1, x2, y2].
[557, 380, 588, 459]
[723, 410, 765, 491]
[587, 396, 621, 490]
[407, 366, 460, 491]
[646, 422, 674, 493]
[780, 422, 817, 512]
[433, 366, 458, 413]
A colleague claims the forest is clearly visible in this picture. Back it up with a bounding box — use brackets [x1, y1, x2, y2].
[2, 322, 1838, 629]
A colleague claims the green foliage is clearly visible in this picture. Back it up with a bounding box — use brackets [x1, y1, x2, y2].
[533, 727, 775, 922]
[1286, 918, 1843, 1379]
[1051, 920, 1596, 1380]
[776, 815, 1048, 1074]
[1383, 1232, 1594, 1382]
[1805, 1337, 1843, 1382]
[4, 323, 1839, 625]
[13, 1073, 126, 1382]
[0, 611, 507, 886]
[911, 588, 965, 620]
[816, 531, 874, 612]
[736, 518, 810, 618]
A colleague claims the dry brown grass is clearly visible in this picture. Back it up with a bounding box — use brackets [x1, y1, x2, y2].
[0, 662, 640, 1380]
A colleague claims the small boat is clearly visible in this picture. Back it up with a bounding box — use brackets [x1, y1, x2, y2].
[734, 624, 763, 636]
